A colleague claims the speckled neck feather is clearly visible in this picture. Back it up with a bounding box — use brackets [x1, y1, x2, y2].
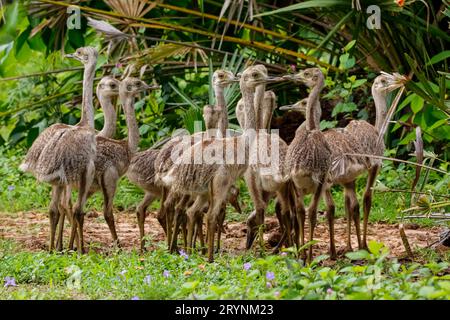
[373, 88, 387, 133]
[79, 61, 96, 128]
[214, 84, 228, 136]
[120, 91, 140, 154]
[97, 91, 117, 138]
[306, 76, 323, 131]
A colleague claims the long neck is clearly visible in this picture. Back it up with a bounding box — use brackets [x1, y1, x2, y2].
[241, 86, 256, 131]
[214, 84, 228, 136]
[373, 89, 387, 133]
[120, 93, 140, 153]
[97, 93, 117, 138]
[79, 62, 96, 128]
[254, 85, 266, 129]
[305, 80, 323, 131]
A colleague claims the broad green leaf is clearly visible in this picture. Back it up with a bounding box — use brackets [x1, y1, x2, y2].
[426, 51, 450, 66]
[410, 96, 424, 113]
[345, 250, 370, 261]
[332, 102, 357, 117]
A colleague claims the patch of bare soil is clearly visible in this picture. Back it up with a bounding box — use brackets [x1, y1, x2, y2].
[0, 210, 443, 257]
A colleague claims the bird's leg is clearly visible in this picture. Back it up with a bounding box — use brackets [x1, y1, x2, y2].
[216, 204, 227, 253]
[307, 181, 325, 264]
[49, 185, 63, 251]
[101, 169, 119, 247]
[157, 187, 168, 236]
[324, 188, 337, 260]
[70, 163, 95, 254]
[278, 185, 293, 248]
[136, 192, 155, 252]
[363, 165, 379, 249]
[196, 210, 206, 255]
[169, 195, 189, 253]
[163, 191, 176, 249]
[294, 192, 306, 257]
[343, 187, 353, 253]
[345, 182, 362, 249]
[56, 186, 72, 251]
[207, 177, 232, 262]
[244, 170, 266, 250]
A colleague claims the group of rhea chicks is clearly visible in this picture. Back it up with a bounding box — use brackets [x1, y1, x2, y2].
[19, 46, 406, 263]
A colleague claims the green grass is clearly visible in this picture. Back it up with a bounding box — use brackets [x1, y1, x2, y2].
[1, 239, 450, 300]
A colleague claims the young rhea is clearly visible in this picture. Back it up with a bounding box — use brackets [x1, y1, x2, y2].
[343, 73, 405, 249]
[19, 47, 98, 252]
[280, 73, 404, 256]
[281, 68, 332, 262]
[54, 76, 121, 251]
[68, 77, 157, 252]
[162, 65, 279, 262]
[152, 69, 239, 251]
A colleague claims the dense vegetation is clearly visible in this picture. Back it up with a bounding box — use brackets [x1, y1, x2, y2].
[0, 0, 449, 299]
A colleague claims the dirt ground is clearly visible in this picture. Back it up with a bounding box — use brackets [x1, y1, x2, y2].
[0, 210, 444, 258]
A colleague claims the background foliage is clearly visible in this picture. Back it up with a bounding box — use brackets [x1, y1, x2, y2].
[0, 0, 448, 159]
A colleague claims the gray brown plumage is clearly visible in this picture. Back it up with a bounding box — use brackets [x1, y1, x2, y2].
[282, 67, 332, 262]
[154, 70, 240, 252]
[19, 47, 99, 252]
[65, 77, 155, 251]
[162, 65, 272, 262]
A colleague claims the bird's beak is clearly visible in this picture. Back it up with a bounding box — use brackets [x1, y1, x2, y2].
[279, 104, 296, 111]
[142, 83, 160, 91]
[281, 74, 296, 81]
[264, 76, 284, 83]
[65, 53, 75, 59]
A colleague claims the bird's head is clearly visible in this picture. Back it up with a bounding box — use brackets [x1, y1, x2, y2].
[65, 47, 98, 65]
[279, 98, 308, 114]
[212, 69, 238, 87]
[119, 77, 159, 97]
[240, 65, 283, 88]
[283, 67, 324, 88]
[373, 72, 407, 95]
[97, 76, 120, 98]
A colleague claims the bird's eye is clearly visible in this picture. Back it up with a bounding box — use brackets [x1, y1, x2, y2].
[76, 49, 81, 54]
[218, 74, 224, 78]
[252, 72, 259, 78]
[304, 72, 310, 77]
[135, 82, 141, 87]
[127, 85, 133, 91]
[110, 84, 116, 89]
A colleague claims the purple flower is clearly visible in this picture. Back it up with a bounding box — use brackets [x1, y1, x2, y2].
[7, 185, 15, 191]
[266, 282, 272, 288]
[179, 249, 189, 260]
[274, 291, 280, 298]
[327, 288, 333, 295]
[144, 275, 152, 285]
[4, 276, 17, 287]
[163, 270, 170, 278]
[243, 262, 252, 271]
[131, 296, 140, 300]
[266, 271, 275, 281]
[116, 63, 123, 69]
[290, 64, 297, 72]
[120, 269, 127, 276]
[280, 252, 287, 256]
